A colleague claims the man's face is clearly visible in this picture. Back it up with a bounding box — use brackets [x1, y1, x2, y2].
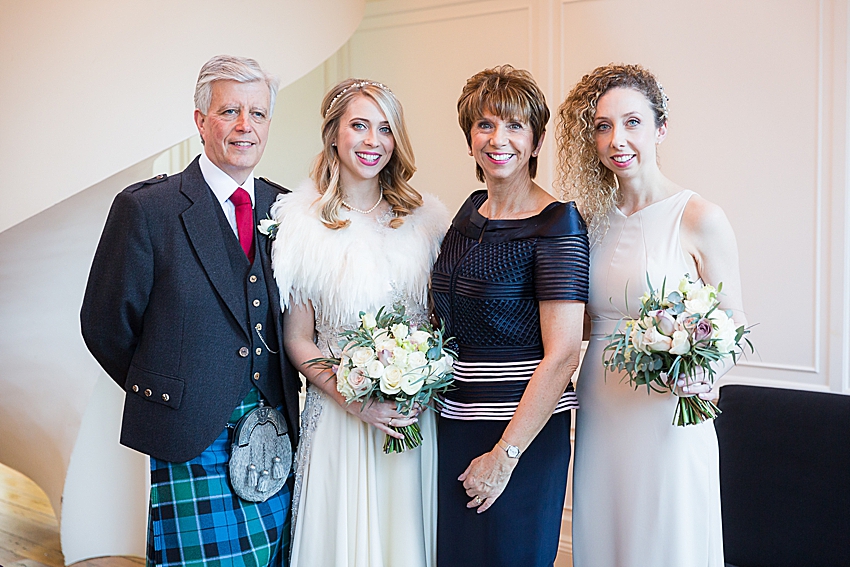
[194, 80, 271, 184]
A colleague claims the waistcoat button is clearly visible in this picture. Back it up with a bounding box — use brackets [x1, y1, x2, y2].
[250, 275, 258, 283]
[239, 347, 250, 357]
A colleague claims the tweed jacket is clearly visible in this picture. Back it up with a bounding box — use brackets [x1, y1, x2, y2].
[81, 156, 300, 462]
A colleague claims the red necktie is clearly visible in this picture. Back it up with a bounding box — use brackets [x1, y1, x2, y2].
[230, 187, 255, 263]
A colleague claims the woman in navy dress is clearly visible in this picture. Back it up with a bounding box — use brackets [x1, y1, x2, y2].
[431, 65, 589, 566]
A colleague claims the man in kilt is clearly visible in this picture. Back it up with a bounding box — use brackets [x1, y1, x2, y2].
[81, 55, 301, 566]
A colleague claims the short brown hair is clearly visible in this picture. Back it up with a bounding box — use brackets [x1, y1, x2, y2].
[457, 65, 550, 182]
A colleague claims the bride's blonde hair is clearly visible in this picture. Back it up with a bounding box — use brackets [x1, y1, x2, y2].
[312, 79, 422, 230]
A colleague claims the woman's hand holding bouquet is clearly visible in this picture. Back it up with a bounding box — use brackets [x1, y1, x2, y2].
[309, 305, 455, 452]
[603, 276, 752, 426]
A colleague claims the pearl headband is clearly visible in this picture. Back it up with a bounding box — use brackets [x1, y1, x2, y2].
[326, 81, 394, 114]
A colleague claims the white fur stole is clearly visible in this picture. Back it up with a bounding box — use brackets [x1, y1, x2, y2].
[269, 180, 450, 327]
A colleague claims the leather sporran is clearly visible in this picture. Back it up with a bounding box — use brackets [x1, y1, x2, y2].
[229, 403, 292, 502]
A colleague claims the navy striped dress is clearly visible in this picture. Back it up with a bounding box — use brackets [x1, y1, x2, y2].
[431, 190, 589, 567]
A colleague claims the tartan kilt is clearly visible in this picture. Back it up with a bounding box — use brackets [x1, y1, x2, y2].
[147, 388, 293, 567]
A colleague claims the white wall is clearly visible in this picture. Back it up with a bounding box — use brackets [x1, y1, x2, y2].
[0, 0, 365, 233]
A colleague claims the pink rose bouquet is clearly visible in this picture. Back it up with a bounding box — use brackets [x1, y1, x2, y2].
[309, 305, 455, 453]
[602, 275, 752, 426]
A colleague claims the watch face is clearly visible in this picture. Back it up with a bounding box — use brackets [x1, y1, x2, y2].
[507, 445, 520, 459]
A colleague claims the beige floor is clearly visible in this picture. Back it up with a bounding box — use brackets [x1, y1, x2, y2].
[0, 462, 144, 567]
[0, 459, 574, 567]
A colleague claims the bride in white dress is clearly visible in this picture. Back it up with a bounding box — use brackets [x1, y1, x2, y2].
[270, 79, 448, 567]
[557, 64, 747, 567]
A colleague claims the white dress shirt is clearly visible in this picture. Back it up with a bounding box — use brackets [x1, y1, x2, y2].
[199, 152, 255, 238]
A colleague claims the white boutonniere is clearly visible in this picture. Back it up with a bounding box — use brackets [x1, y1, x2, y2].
[258, 217, 280, 241]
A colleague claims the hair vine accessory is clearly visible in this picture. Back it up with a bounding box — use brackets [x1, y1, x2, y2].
[326, 81, 394, 114]
[341, 182, 384, 214]
[656, 81, 669, 114]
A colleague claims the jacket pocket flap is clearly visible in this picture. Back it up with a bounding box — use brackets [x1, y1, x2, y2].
[126, 366, 184, 409]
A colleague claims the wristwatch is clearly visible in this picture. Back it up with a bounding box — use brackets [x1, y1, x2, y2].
[497, 438, 521, 459]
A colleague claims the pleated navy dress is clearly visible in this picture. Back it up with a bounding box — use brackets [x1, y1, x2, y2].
[431, 190, 589, 567]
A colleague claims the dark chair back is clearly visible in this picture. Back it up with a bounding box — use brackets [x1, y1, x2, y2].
[715, 384, 850, 567]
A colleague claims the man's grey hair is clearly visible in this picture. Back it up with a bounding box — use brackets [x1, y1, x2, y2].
[194, 55, 280, 115]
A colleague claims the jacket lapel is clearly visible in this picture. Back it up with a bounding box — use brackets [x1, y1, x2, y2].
[180, 158, 249, 338]
[254, 180, 284, 341]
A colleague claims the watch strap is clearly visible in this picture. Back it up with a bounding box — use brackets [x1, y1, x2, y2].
[497, 438, 521, 459]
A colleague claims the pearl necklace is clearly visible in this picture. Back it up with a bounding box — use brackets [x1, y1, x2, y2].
[341, 183, 383, 214]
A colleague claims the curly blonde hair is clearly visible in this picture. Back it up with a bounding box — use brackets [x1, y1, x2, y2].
[311, 79, 422, 230]
[555, 64, 668, 241]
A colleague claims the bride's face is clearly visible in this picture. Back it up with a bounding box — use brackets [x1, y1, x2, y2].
[593, 87, 666, 178]
[333, 95, 395, 185]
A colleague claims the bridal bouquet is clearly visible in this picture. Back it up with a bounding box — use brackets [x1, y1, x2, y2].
[309, 305, 455, 453]
[602, 276, 751, 426]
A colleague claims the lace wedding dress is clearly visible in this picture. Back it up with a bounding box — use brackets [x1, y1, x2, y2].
[270, 182, 448, 567]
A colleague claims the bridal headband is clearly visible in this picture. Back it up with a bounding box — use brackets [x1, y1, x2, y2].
[326, 81, 395, 114]
[657, 81, 669, 113]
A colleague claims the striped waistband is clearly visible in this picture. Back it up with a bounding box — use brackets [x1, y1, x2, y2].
[440, 359, 578, 421]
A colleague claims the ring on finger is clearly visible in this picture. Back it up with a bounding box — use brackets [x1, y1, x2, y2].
[388, 418, 394, 427]
[474, 495, 482, 505]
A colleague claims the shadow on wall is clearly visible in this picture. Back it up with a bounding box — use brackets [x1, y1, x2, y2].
[0, 154, 160, 563]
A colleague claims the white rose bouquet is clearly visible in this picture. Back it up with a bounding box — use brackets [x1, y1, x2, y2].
[602, 275, 752, 426]
[308, 305, 455, 453]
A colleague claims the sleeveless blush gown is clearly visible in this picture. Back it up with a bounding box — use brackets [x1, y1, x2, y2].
[572, 190, 724, 567]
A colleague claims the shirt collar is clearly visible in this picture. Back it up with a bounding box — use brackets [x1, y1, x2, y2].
[199, 152, 255, 206]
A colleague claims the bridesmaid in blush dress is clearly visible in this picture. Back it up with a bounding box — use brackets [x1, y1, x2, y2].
[556, 64, 748, 567]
